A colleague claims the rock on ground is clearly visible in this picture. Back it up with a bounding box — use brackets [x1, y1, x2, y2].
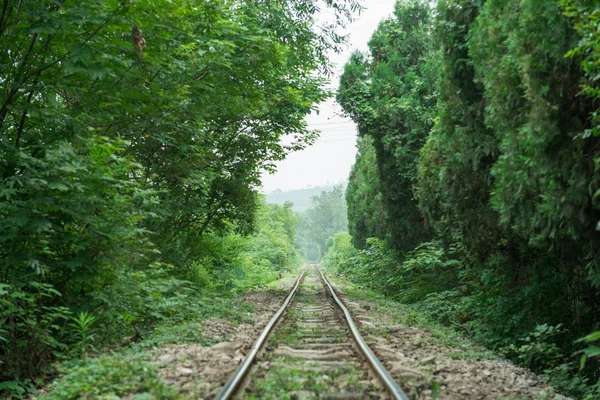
[330, 280, 568, 400]
[150, 290, 287, 399]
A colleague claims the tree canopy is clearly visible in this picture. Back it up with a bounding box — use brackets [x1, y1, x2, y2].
[0, 0, 359, 391]
[296, 186, 348, 261]
[337, 0, 600, 396]
[337, 0, 436, 253]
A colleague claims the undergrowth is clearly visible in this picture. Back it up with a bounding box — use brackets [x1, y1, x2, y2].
[33, 291, 256, 399]
[40, 355, 177, 400]
[1, 198, 299, 398]
[323, 233, 600, 399]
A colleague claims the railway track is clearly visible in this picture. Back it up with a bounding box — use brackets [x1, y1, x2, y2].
[216, 266, 408, 399]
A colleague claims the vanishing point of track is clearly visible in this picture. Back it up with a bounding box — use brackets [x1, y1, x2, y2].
[216, 266, 409, 399]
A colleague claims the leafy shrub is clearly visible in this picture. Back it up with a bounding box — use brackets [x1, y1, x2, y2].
[501, 324, 565, 370]
[541, 363, 600, 400]
[295, 187, 348, 260]
[324, 234, 462, 302]
[576, 331, 600, 370]
[68, 312, 97, 357]
[0, 0, 354, 393]
[323, 232, 360, 275]
[345, 136, 388, 249]
[0, 283, 70, 385]
[419, 290, 469, 328]
[498, 324, 600, 399]
[388, 242, 463, 302]
[337, 0, 436, 254]
[337, 0, 600, 396]
[40, 356, 176, 400]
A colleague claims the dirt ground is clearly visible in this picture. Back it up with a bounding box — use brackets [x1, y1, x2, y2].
[327, 278, 568, 400]
[149, 272, 567, 399]
[150, 281, 295, 399]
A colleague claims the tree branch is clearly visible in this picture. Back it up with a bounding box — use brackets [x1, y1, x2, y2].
[15, 90, 34, 147]
[0, 0, 11, 38]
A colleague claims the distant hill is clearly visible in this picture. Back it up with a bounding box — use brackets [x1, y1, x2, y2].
[266, 183, 347, 212]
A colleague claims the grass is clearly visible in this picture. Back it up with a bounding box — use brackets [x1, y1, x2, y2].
[247, 362, 371, 399]
[40, 355, 178, 400]
[245, 269, 374, 398]
[37, 293, 257, 399]
[270, 310, 303, 345]
[327, 274, 499, 361]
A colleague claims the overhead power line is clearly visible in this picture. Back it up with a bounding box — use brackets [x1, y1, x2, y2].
[318, 137, 358, 143]
[317, 127, 358, 132]
[307, 120, 355, 126]
[318, 132, 357, 137]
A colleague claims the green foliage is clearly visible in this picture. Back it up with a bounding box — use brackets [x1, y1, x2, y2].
[563, 0, 600, 140]
[267, 184, 346, 213]
[469, 0, 599, 270]
[336, 237, 401, 297]
[338, 0, 436, 254]
[388, 243, 462, 303]
[417, 0, 498, 254]
[0, 138, 153, 286]
[324, 235, 461, 302]
[540, 363, 600, 400]
[184, 198, 300, 291]
[41, 356, 177, 400]
[562, 0, 600, 266]
[135, 296, 254, 349]
[339, 0, 600, 396]
[88, 199, 296, 346]
[502, 324, 565, 371]
[0, 380, 35, 400]
[35, 291, 256, 399]
[576, 331, 600, 369]
[498, 325, 600, 400]
[415, 0, 600, 391]
[68, 312, 97, 357]
[0, 0, 356, 392]
[346, 135, 387, 248]
[90, 267, 207, 345]
[244, 201, 299, 272]
[322, 232, 359, 274]
[0, 283, 71, 383]
[296, 186, 348, 260]
[418, 290, 468, 328]
[326, 234, 600, 397]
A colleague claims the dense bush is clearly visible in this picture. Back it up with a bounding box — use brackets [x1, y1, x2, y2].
[295, 186, 348, 260]
[345, 136, 388, 248]
[0, 0, 359, 393]
[324, 233, 461, 302]
[324, 233, 399, 294]
[420, 0, 600, 360]
[338, 0, 600, 396]
[326, 232, 600, 397]
[337, 0, 436, 254]
[0, 197, 301, 396]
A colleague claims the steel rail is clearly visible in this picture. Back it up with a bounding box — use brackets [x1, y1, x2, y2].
[318, 268, 410, 400]
[215, 269, 307, 400]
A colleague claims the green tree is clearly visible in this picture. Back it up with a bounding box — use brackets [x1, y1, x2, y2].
[338, 0, 436, 254]
[417, 0, 498, 255]
[0, 0, 359, 388]
[346, 135, 387, 249]
[339, 0, 600, 393]
[296, 186, 348, 259]
[416, 0, 600, 389]
[243, 199, 299, 273]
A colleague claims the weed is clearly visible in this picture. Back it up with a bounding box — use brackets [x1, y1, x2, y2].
[40, 355, 178, 399]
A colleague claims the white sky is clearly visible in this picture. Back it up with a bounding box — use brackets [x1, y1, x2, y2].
[260, 0, 397, 193]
